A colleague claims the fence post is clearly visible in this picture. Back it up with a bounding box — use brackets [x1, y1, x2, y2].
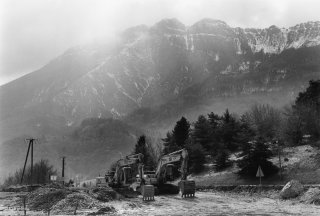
[23, 196, 26, 216]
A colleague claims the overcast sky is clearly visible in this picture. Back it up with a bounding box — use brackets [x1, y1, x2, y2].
[1, 0, 320, 86]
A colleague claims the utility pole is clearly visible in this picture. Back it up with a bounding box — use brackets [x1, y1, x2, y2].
[62, 156, 65, 185]
[31, 139, 34, 185]
[21, 138, 37, 185]
[277, 140, 283, 181]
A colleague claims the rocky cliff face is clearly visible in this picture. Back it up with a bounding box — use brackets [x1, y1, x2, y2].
[1, 19, 320, 136]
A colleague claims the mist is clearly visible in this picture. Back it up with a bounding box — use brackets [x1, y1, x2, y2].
[1, 0, 320, 85]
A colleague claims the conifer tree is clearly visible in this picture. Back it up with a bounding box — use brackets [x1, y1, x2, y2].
[219, 109, 241, 151]
[237, 137, 278, 177]
[162, 132, 178, 154]
[186, 139, 206, 173]
[293, 80, 320, 140]
[134, 135, 149, 164]
[215, 148, 230, 171]
[172, 117, 190, 148]
[192, 115, 212, 152]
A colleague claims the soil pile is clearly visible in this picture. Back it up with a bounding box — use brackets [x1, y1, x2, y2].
[51, 193, 102, 214]
[26, 187, 71, 211]
[24, 185, 119, 214]
[300, 187, 320, 205]
[89, 187, 119, 202]
[87, 206, 116, 215]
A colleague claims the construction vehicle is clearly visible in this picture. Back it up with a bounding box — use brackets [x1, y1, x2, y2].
[105, 170, 115, 183]
[145, 148, 196, 197]
[108, 153, 144, 188]
[96, 176, 108, 187]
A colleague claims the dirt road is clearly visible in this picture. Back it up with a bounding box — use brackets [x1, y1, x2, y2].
[1, 191, 320, 215]
[111, 192, 320, 216]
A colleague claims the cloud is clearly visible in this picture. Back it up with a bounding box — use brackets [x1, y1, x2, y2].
[1, 0, 320, 85]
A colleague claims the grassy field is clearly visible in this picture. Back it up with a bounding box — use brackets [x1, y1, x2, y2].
[191, 145, 320, 187]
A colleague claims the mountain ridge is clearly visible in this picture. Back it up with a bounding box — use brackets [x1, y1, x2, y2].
[0, 18, 320, 182]
[1, 19, 320, 136]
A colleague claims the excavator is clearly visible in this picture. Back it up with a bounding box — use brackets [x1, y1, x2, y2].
[107, 149, 195, 199]
[108, 153, 144, 188]
[106, 153, 157, 200]
[144, 148, 196, 197]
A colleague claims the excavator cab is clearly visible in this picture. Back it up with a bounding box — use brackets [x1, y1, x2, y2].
[122, 167, 133, 185]
[165, 164, 175, 181]
[105, 171, 115, 183]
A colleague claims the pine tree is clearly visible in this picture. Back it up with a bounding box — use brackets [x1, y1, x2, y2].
[207, 112, 222, 146]
[133, 135, 150, 165]
[237, 137, 278, 177]
[219, 109, 241, 151]
[192, 115, 212, 152]
[162, 132, 179, 155]
[186, 139, 206, 173]
[215, 148, 230, 171]
[238, 117, 256, 155]
[162, 117, 190, 155]
[208, 112, 221, 129]
[172, 117, 190, 148]
[293, 80, 320, 141]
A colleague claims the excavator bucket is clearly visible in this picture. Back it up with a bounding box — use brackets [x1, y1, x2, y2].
[142, 185, 155, 201]
[179, 180, 195, 198]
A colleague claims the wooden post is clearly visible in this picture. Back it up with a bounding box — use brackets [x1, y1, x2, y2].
[31, 139, 34, 186]
[23, 196, 26, 216]
[62, 156, 65, 185]
[21, 142, 31, 184]
[74, 200, 79, 215]
[278, 142, 283, 181]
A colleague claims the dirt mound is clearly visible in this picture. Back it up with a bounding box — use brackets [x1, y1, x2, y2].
[51, 192, 102, 214]
[89, 187, 119, 202]
[300, 187, 320, 205]
[23, 185, 120, 214]
[87, 206, 116, 215]
[26, 187, 71, 211]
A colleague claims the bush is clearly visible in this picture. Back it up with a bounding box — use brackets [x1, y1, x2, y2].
[3, 159, 56, 187]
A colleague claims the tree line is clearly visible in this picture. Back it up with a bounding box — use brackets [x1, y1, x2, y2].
[133, 79, 320, 178]
[2, 159, 57, 187]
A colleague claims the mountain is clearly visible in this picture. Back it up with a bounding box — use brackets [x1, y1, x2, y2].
[1, 18, 320, 181]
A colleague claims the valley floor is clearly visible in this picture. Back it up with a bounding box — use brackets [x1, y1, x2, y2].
[1, 191, 320, 215]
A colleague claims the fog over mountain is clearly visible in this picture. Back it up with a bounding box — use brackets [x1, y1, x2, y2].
[0, 18, 319, 181]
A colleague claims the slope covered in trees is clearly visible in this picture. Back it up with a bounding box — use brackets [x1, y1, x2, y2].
[157, 80, 320, 179]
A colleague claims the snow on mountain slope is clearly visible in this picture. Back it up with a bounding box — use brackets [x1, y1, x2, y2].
[1, 19, 320, 136]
